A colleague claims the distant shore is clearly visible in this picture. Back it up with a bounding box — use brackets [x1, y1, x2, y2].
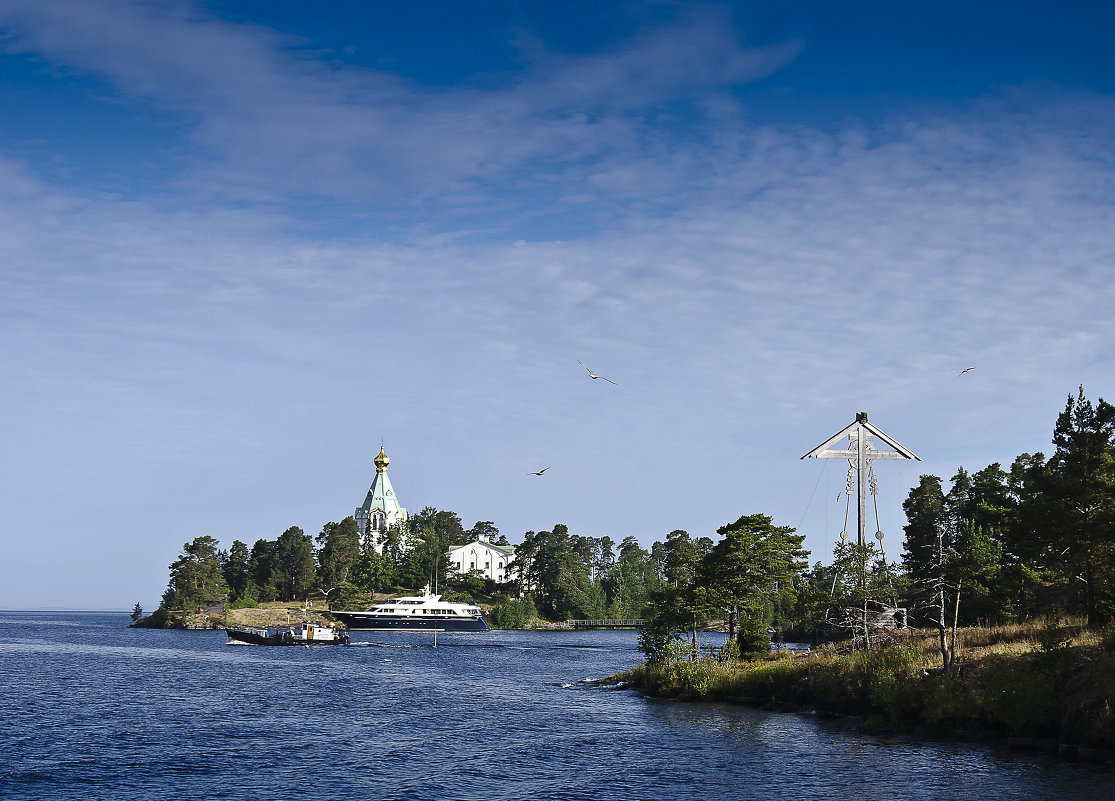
[130, 603, 587, 631]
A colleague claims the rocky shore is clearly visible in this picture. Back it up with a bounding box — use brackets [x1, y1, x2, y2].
[131, 605, 336, 631]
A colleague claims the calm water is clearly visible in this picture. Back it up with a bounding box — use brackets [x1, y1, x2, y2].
[0, 613, 1110, 800]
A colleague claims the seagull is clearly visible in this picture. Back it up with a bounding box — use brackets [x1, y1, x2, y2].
[528, 467, 550, 476]
[578, 361, 616, 384]
[958, 367, 975, 376]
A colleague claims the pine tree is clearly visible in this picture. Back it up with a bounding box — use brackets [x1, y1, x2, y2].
[162, 536, 228, 613]
[1046, 386, 1115, 627]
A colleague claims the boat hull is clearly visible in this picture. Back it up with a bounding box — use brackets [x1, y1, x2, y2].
[225, 628, 349, 646]
[329, 612, 489, 632]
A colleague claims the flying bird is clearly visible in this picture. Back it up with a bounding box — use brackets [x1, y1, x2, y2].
[578, 361, 616, 384]
[958, 367, 975, 377]
[528, 467, 550, 476]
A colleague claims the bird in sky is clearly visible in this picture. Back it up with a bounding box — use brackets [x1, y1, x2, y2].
[578, 361, 616, 384]
[958, 367, 976, 376]
[528, 467, 550, 476]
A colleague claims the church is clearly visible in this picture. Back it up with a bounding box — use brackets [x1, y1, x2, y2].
[354, 445, 409, 552]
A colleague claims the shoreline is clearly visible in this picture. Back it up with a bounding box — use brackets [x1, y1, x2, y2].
[615, 625, 1115, 765]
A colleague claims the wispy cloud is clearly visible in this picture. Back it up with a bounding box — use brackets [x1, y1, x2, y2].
[2, 1, 1114, 607]
[0, 0, 801, 211]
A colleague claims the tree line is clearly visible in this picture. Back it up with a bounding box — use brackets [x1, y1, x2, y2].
[639, 386, 1115, 663]
[160, 508, 508, 613]
[158, 387, 1113, 656]
[158, 511, 700, 624]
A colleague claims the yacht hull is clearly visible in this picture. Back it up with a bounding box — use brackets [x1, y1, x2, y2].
[330, 612, 489, 632]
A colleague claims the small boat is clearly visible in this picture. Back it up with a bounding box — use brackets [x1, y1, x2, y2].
[330, 586, 489, 631]
[226, 621, 350, 646]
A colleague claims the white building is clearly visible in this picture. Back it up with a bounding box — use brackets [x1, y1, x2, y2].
[355, 445, 409, 552]
[448, 534, 516, 584]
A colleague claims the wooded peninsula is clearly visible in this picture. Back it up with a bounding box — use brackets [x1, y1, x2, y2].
[140, 386, 1115, 758]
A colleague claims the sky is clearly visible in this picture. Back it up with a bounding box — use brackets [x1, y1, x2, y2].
[2, 0, 1114, 610]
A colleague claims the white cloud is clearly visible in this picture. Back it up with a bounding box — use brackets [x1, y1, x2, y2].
[0, 0, 801, 210]
[1, 2, 1114, 607]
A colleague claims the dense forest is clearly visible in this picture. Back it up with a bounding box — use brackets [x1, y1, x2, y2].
[156, 387, 1114, 648]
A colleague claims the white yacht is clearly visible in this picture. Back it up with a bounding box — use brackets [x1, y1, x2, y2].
[330, 587, 489, 631]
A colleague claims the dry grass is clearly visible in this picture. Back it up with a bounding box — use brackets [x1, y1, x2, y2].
[624, 618, 1115, 750]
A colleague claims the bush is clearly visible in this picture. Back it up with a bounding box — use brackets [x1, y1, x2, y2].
[489, 597, 539, 629]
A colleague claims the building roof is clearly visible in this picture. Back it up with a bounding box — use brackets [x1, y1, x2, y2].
[357, 446, 407, 521]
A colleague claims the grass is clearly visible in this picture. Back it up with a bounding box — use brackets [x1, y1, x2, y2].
[618, 620, 1115, 758]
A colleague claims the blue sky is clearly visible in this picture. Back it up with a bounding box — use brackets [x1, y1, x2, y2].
[2, 0, 1113, 610]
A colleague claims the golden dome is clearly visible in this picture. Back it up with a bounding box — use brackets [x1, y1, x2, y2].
[374, 445, 390, 471]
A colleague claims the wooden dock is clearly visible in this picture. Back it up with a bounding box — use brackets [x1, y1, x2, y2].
[567, 619, 645, 630]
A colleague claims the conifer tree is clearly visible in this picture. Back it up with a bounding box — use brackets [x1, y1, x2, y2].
[1046, 386, 1115, 627]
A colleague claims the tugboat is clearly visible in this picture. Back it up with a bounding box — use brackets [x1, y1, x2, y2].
[225, 621, 350, 646]
[330, 586, 489, 631]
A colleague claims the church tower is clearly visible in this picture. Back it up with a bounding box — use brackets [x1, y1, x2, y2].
[355, 444, 409, 552]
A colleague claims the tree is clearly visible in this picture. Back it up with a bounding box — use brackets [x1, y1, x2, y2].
[161, 536, 228, 613]
[661, 529, 708, 589]
[271, 526, 317, 602]
[828, 540, 892, 650]
[352, 547, 393, 593]
[1046, 386, 1115, 627]
[593, 535, 616, 584]
[410, 507, 466, 550]
[468, 520, 500, 542]
[130, 603, 143, 623]
[603, 537, 659, 619]
[535, 525, 591, 619]
[221, 540, 251, 603]
[903, 475, 947, 594]
[489, 596, 538, 629]
[317, 517, 361, 589]
[694, 514, 808, 657]
[510, 530, 540, 598]
[248, 538, 279, 602]
[903, 474, 961, 668]
[1002, 452, 1053, 619]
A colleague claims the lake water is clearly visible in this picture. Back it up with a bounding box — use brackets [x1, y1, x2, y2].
[1, 612, 1110, 800]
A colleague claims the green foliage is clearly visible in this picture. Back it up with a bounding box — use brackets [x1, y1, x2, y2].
[1047, 387, 1115, 627]
[901, 386, 1115, 632]
[489, 596, 539, 629]
[736, 612, 771, 658]
[352, 547, 394, 592]
[225, 586, 259, 609]
[456, 568, 489, 597]
[271, 526, 317, 602]
[130, 603, 143, 623]
[221, 540, 251, 603]
[330, 581, 367, 611]
[639, 512, 807, 662]
[161, 536, 228, 613]
[697, 513, 808, 654]
[316, 517, 361, 589]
